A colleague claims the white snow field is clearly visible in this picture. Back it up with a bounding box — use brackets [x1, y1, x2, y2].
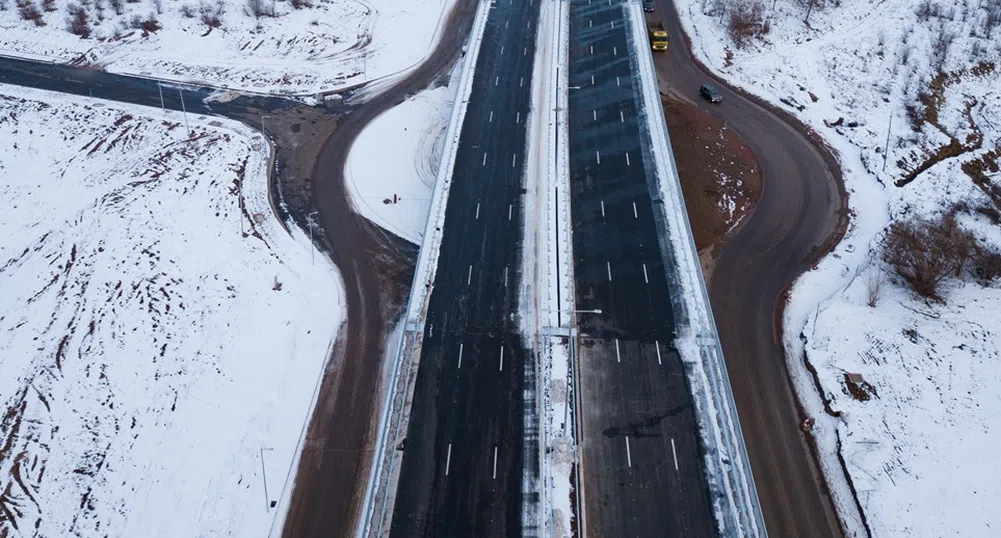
[676, 0, 1001, 535]
[345, 80, 456, 244]
[0, 0, 455, 95]
[0, 84, 343, 537]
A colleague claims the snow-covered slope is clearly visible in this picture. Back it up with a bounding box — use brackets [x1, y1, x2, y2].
[345, 80, 456, 244]
[0, 0, 455, 95]
[0, 85, 342, 536]
[675, 0, 1001, 535]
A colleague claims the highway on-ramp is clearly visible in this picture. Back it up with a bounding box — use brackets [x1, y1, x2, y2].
[387, 0, 541, 536]
[651, 1, 850, 537]
[567, 0, 716, 536]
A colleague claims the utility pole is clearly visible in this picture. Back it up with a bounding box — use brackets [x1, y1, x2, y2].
[177, 88, 190, 136]
[882, 113, 893, 172]
[157, 82, 165, 114]
[260, 447, 274, 512]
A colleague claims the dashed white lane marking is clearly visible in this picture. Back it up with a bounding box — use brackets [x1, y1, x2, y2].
[445, 444, 453, 475]
[625, 436, 632, 467]
[596, 150, 601, 164]
[508, 204, 513, 220]
[589, 19, 592, 27]
[593, 109, 597, 121]
[504, 266, 509, 287]
[613, 46, 618, 56]
[500, 45, 504, 55]
[489, 110, 494, 122]
[671, 438, 679, 471]
[632, 202, 638, 218]
[482, 152, 488, 166]
[493, 446, 499, 479]
[592, 75, 595, 85]
[516, 111, 521, 123]
[600, 200, 605, 217]
[524, 47, 528, 56]
[611, 20, 614, 28]
[495, 76, 499, 86]
[499, 346, 505, 371]
[620, 110, 625, 122]
[467, 265, 473, 285]
[616, 76, 620, 86]
[505, 20, 508, 28]
[643, 263, 649, 284]
[625, 152, 630, 166]
[655, 340, 662, 365]
[606, 261, 612, 281]
[475, 202, 480, 219]
[512, 153, 517, 167]
[615, 338, 621, 363]
[458, 343, 464, 368]
[520, 76, 524, 87]
[589, 45, 593, 55]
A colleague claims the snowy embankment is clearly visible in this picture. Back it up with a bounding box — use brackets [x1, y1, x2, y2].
[676, 0, 1001, 534]
[0, 0, 454, 95]
[0, 85, 342, 537]
[345, 81, 456, 244]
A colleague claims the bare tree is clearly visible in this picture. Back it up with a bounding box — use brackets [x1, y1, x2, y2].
[67, 3, 91, 36]
[727, 0, 770, 48]
[865, 268, 886, 307]
[18, 0, 46, 25]
[883, 213, 978, 301]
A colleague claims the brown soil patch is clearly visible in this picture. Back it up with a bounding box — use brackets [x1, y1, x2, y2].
[661, 93, 762, 277]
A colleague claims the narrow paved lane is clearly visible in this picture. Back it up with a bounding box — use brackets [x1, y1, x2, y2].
[651, 1, 850, 537]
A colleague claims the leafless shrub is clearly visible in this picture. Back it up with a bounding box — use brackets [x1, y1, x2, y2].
[152, 0, 161, 14]
[865, 268, 886, 307]
[290, 0, 310, 8]
[916, 0, 932, 21]
[987, 1, 1001, 33]
[18, 0, 46, 25]
[109, 0, 123, 15]
[882, 213, 978, 301]
[974, 249, 1001, 285]
[245, 0, 267, 17]
[180, 2, 194, 16]
[198, 0, 223, 27]
[41, 0, 55, 11]
[128, 12, 159, 31]
[0, 0, 9, 12]
[727, 0, 770, 49]
[67, 3, 91, 37]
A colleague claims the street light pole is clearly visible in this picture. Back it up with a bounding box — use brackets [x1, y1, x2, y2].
[177, 88, 190, 136]
[306, 211, 319, 267]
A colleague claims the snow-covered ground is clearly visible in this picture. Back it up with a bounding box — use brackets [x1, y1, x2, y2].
[345, 80, 456, 244]
[0, 0, 455, 95]
[676, 0, 1001, 535]
[0, 84, 343, 537]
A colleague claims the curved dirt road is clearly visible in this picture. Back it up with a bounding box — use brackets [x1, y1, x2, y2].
[279, 1, 478, 536]
[650, 1, 850, 537]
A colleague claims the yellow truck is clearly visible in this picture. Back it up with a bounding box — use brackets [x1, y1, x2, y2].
[649, 28, 668, 51]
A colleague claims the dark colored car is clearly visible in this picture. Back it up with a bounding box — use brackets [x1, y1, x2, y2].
[643, 0, 655, 12]
[699, 84, 722, 103]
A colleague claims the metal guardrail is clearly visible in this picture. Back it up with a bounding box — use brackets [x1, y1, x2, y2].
[624, 0, 767, 536]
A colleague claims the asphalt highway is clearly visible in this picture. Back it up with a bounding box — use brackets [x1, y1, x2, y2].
[567, 0, 716, 536]
[387, 0, 542, 536]
[651, 1, 850, 537]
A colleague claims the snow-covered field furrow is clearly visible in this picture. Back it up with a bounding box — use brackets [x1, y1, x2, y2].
[0, 85, 342, 537]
